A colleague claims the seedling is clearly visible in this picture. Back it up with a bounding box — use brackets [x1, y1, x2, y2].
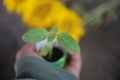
[22, 26, 80, 57]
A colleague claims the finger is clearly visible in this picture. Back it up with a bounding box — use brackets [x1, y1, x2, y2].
[64, 52, 82, 78]
[64, 52, 81, 68]
[21, 43, 36, 52]
[67, 52, 81, 62]
[16, 43, 41, 61]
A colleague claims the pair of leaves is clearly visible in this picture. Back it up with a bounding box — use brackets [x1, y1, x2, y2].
[22, 27, 80, 54]
[47, 26, 58, 42]
[22, 27, 58, 43]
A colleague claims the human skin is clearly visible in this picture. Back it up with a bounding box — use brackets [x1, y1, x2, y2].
[16, 43, 82, 78]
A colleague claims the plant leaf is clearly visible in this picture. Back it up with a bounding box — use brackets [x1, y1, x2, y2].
[51, 26, 58, 33]
[22, 28, 48, 42]
[40, 45, 52, 56]
[47, 32, 56, 42]
[57, 32, 80, 53]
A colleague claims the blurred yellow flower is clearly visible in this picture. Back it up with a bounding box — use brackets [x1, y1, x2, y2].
[22, 0, 56, 28]
[3, 0, 84, 41]
[3, 0, 57, 14]
[3, 0, 27, 14]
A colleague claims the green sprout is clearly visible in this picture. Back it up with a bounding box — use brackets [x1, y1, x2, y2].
[22, 26, 80, 56]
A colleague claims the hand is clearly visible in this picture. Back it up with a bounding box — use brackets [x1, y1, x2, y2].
[64, 52, 82, 78]
[16, 43, 82, 78]
[16, 43, 41, 61]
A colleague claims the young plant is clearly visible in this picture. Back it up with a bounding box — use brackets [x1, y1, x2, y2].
[22, 26, 80, 57]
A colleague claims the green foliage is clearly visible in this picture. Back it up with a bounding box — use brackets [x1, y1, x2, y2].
[22, 26, 80, 54]
[47, 26, 58, 42]
[22, 28, 48, 42]
[47, 32, 56, 42]
[51, 26, 58, 33]
[40, 45, 52, 56]
[57, 32, 80, 53]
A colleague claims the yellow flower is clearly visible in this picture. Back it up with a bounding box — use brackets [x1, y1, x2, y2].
[3, 0, 27, 14]
[3, 0, 58, 14]
[22, 0, 58, 28]
[22, 1, 69, 28]
[3, 0, 84, 41]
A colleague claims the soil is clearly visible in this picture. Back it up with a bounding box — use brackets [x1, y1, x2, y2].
[43, 47, 64, 62]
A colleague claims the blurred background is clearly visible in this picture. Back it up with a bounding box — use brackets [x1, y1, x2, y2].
[0, 0, 120, 80]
